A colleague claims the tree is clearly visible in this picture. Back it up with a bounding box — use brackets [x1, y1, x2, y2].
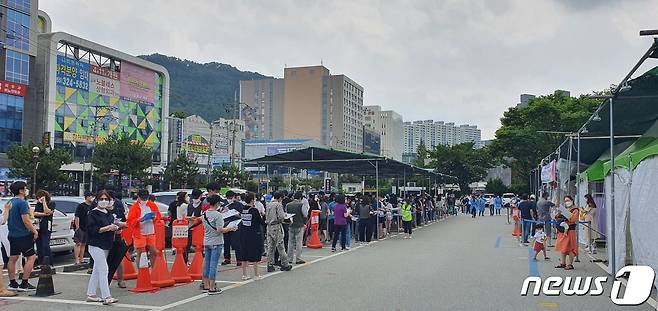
[490, 93, 599, 192]
[91, 133, 153, 192]
[7, 143, 73, 191]
[170, 111, 187, 118]
[414, 140, 429, 168]
[427, 142, 494, 194]
[163, 153, 200, 189]
[485, 178, 508, 196]
[269, 176, 285, 190]
[211, 165, 250, 188]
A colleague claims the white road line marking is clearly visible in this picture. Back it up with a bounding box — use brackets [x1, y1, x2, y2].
[594, 262, 658, 310]
[161, 217, 450, 311]
[0, 296, 157, 309]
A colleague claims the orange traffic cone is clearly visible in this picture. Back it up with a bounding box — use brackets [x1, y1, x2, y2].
[187, 249, 204, 280]
[115, 257, 138, 280]
[131, 253, 157, 293]
[512, 221, 522, 237]
[307, 210, 322, 248]
[150, 251, 175, 288]
[171, 249, 192, 283]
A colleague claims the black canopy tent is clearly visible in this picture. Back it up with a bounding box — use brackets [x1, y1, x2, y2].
[246, 147, 457, 197]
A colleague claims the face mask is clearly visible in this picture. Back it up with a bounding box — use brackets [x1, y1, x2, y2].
[98, 200, 111, 209]
[193, 199, 201, 205]
[565, 201, 574, 208]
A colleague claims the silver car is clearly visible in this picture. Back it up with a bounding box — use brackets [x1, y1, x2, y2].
[0, 197, 75, 253]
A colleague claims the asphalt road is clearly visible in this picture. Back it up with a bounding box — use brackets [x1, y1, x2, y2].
[1, 213, 656, 310]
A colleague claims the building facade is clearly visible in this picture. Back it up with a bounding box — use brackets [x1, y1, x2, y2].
[402, 120, 482, 161]
[364, 105, 402, 160]
[168, 115, 245, 171]
[33, 22, 170, 189]
[239, 78, 284, 140]
[242, 65, 365, 154]
[0, 0, 40, 170]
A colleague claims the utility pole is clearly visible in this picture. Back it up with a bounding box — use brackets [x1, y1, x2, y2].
[88, 105, 116, 192]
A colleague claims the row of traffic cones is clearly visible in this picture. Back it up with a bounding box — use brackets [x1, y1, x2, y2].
[122, 247, 204, 292]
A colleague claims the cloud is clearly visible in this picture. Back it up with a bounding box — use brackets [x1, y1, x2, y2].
[40, 0, 658, 139]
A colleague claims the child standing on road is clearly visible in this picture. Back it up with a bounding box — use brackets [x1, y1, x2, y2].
[532, 224, 549, 261]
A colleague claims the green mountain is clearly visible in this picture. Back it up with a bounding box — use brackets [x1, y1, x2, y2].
[138, 53, 271, 121]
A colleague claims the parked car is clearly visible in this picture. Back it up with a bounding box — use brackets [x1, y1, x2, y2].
[0, 197, 75, 253]
[151, 190, 191, 206]
[502, 193, 516, 206]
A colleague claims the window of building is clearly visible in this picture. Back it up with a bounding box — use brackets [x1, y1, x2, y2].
[5, 50, 29, 85]
[7, 0, 30, 12]
[0, 93, 24, 152]
[6, 9, 30, 51]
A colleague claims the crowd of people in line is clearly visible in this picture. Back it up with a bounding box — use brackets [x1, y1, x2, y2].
[455, 191, 599, 272]
[0, 180, 453, 302]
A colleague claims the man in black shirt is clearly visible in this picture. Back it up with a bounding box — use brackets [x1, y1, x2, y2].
[222, 191, 244, 266]
[74, 192, 94, 265]
[518, 194, 537, 244]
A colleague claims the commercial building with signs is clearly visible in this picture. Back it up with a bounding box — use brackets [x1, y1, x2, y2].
[364, 105, 403, 161]
[29, 11, 169, 190]
[168, 115, 245, 171]
[241, 65, 365, 154]
[403, 120, 482, 163]
[0, 0, 40, 169]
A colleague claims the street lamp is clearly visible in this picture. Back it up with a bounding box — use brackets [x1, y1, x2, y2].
[32, 146, 40, 198]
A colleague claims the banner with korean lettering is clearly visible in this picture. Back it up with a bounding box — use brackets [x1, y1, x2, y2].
[0, 80, 26, 97]
[120, 62, 155, 104]
[89, 65, 120, 97]
[56, 55, 89, 91]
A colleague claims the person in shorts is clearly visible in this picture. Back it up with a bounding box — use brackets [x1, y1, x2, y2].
[6, 181, 38, 291]
[127, 189, 161, 267]
[74, 192, 94, 265]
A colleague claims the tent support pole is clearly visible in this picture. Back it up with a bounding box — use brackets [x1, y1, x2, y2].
[403, 169, 406, 200]
[609, 97, 616, 274]
[576, 133, 581, 209]
[376, 160, 380, 239]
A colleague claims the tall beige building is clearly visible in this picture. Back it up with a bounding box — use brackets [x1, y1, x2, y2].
[240, 78, 284, 140]
[282, 66, 330, 143]
[241, 65, 365, 154]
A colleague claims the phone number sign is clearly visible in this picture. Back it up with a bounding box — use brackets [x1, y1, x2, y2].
[56, 55, 89, 91]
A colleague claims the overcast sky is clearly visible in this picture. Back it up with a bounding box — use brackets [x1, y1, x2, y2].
[41, 0, 658, 139]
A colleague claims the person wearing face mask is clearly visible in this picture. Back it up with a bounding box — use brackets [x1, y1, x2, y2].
[86, 190, 122, 305]
[184, 189, 203, 264]
[105, 189, 127, 288]
[126, 189, 161, 269]
[555, 195, 579, 270]
[33, 190, 55, 268]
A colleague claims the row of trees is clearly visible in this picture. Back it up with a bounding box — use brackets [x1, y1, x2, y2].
[412, 92, 600, 194]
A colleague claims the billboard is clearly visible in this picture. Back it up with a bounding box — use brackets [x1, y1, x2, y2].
[90, 65, 120, 97]
[267, 146, 297, 156]
[56, 55, 89, 91]
[120, 62, 155, 104]
[363, 129, 381, 155]
[183, 134, 210, 154]
[53, 54, 163, 160]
